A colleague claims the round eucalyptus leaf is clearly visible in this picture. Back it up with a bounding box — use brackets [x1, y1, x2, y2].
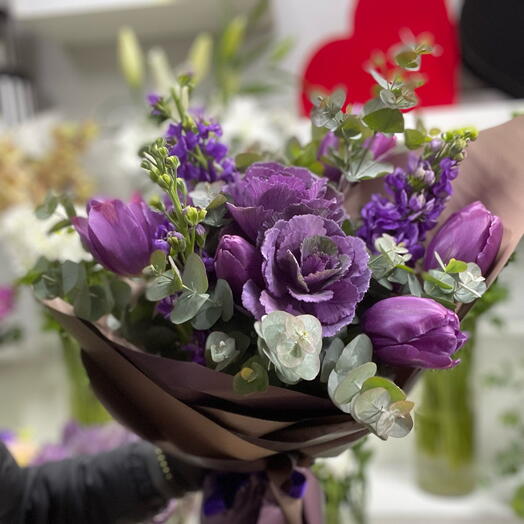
[351, 387, 391, 425]
[320, 337, 344, 383]
[389, 413, 414, 438]
[335, 334, 373, 374]
[361, 376, 406, 403]
[170, 292, 209, 324]
[333, 362, 377, 405]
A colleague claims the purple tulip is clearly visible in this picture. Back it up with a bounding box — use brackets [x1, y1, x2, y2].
[364, 133, 397, 160]
[362, 296, 467, 369]
[424, 201, 503, 274]
[214, 235, 263, 298]
[0, 286, 15, 322]
[72, 195, 163, 276]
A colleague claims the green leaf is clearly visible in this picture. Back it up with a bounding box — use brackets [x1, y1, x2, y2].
[333, 362, 377, 405]
[187, 32, 212, 85]
[285, 137, 303, 161]
[335, 115, 363, 139]
[182, 253, 208, 293]
[363, 108, 404, 133]
[150, 250, 167, 273]
[110, 279, 132, 310]
[61, 261, 84, 295]
[219, 15, 247, 60]
[445, 258, 468, 274]
[394, 50, 420, 71]
[335, 334, 373, 373]
[47, 218, 72, 235]
[233, 361, 268, 395]
[404, 129, 428, 150]
[511, 485, 524, 518]
[191, 303, 222, 330]
[361, 376, 406, 403]
[423, 270, 455, 291]
[351, 387, 391, 425]
[59, 194, 77, 219]
[347, 157, 393, 182]
[235, 152, 262, 170]
[35, 193, 58, 220]
[146, 270, 183, 301]
[170, 292, 209, 324]
[407, 273, 422, 297]
[341, 219, 355, 236]
[73, 284, 91, 320]
[270, 37, 293, 62]
[88, 285, 113, 321]
[320, 337, 344, 383]
[215, 279, 234, 321]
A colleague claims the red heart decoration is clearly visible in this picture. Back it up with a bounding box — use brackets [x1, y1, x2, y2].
[300, 0, 459, 116]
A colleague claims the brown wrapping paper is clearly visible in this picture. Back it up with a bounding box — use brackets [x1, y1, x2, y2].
[43, 117, 524, 522]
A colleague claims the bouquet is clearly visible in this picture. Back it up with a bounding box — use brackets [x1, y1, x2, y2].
[28, 42, 524, 523]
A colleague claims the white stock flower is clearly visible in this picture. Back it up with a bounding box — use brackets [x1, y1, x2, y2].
[0, 204, 90, 276]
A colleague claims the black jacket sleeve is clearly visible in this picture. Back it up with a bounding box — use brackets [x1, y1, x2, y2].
[0, 441, 169, 524]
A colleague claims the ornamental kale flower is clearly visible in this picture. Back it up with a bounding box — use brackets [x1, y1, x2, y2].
[165, 118, 235, 186]
[358, 154, 458, 260]
[226, 162, 346, 242]
[362, 296, 467, 369]
[424, 201, 503, 275]
[72, 195, 163, 276]
[242, 214, 371, 337]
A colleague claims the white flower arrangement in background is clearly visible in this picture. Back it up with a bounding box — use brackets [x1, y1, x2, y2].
[0, 205, 89, 277]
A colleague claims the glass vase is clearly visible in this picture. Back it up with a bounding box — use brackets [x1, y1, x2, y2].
[415, 317, 476, 496]
[60, 332, 111, 425]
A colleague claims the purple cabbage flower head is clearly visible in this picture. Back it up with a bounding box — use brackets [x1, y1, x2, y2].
[242, 214, 371, 337]
[226, 162, 346, 242]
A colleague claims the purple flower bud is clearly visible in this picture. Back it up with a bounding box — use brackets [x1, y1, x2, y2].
[363, 296, 467, 369]
[317, 132, 342, 182]
[424, 201, 503, 274]
[0, 286, 15, 322]
[72, 194, 163, 276]
[364, 133, 397, 160]
[214, 235, 263, 298]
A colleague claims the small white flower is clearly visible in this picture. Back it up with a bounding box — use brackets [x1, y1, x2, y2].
[0, 204, 90, 276]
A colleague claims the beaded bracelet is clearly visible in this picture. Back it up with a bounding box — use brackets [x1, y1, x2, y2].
[154, 447, 173, 483]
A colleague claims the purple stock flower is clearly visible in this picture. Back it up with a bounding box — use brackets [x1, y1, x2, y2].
[165, 118, 235, 186]
[214, 235, 263, 299]
[181, 330, 207, 365]
[0, 286, 15, 322]
[358, 154, 459, 260]
[362, 296, 467, 369]
[242, 214, 371, 337]
[73, 195, 163, 276]
[226, 162, 346, 242]
[424, 201, 503, 275]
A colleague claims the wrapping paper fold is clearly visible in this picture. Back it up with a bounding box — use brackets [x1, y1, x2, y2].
[43, 117, 524, 523]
